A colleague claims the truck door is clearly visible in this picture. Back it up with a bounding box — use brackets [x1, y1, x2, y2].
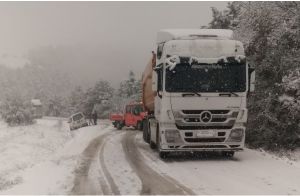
[130, 105, 137, 126]
[131, 104, 139, 126]
[124, 105, 133, 126]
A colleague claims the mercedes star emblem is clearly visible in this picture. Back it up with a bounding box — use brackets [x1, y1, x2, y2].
[200, 111, 212, 123]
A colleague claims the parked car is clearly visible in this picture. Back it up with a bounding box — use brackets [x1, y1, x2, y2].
[68, 112, 88, 131]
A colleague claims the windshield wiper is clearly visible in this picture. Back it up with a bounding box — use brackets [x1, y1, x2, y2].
[219, 92, 239, 97]
[182, 90, 202, 97]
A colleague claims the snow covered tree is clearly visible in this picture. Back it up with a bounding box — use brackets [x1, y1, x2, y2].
[77, 80, 114, 119]
[209, 2, 240, 29]
[113, 71, 142, 112]
[0, 93, 35, 126]
[0, 63, 73, 118]
[208, 2, 300, 150]
[46, 96, 66, 117]
[118, 71, 141, 101]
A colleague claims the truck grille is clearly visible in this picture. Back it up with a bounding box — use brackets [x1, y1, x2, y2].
[182, 145, 227, 149]
[182, 110, 229, 114]
[177, 125, 234, 130]
[174, 110, 238, 130]
[185, 138, 225, 142]
[184, 117, 227, 123]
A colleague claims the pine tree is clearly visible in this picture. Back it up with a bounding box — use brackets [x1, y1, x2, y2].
[209, 2, 240, 29]
[208, 2, 300, 150]
[118, 71, 141, 100]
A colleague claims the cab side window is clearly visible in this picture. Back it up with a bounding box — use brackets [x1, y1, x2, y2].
[157, 64, 163, 91]
[126, 106, 131, 113]
[132, 105, 140, 115]
[130, 106, 134, 114]
[157, 43, 164, 59]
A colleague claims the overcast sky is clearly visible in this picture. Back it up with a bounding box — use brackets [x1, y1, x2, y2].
[0, 1, 227, 86]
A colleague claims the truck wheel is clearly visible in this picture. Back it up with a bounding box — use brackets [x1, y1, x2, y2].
[221, 151, 235, 157]
[116, 122, 123, 130]
[142, 119, 150, 143]
[150, 141, 156, 149]
[137, 121, 143, 131]
[159, 151, 169, 159]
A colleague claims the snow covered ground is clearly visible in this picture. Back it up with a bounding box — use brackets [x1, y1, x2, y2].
[0, 118, 69, 192]
[136, 133, 300, 194]
[0, 118, 110, 194]
[1, 118, 300, 195]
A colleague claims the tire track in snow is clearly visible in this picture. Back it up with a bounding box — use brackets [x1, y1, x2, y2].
[99, 134, 121, 195]
[121, 130, 195, 195]
[71, 128, 121, 195]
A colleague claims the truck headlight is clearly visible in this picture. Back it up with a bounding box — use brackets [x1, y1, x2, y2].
[166, 110, 174, 120]
[172, 111, 181, 118]
[227, 128, 244, 142]
[165, 130, 182, 143]
[237, 109, 247, 122]
[238, 110, 244, 120]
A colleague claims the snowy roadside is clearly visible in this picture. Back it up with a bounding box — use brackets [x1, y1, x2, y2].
[135, 134, 300, 195]
[254, 147, 300, 169]
[0, 118, 111, 194]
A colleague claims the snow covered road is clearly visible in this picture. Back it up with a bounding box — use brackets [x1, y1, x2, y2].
[70, 124, 300, 195]
[1, 118, 300, 195]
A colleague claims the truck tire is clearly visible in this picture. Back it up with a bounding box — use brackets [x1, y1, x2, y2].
[137, 121, 143, 131]
[150, 140, 156, 149]
[159, 151, 169, 159]
[142, 119, 150, 143]
[221, 151, 235, 157]
[116, 122, 123, 130]
[151, 123, 159, 149]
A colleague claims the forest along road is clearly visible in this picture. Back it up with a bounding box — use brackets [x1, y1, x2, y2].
[71, 124, 300, 195]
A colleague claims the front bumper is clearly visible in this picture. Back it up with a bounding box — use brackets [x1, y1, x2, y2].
[160, 144, 244, 152]
[160, 127, 245, 152]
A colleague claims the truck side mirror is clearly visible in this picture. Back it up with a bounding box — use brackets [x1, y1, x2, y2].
[249, 67, 255, 92]
[152, 71, 158, 92]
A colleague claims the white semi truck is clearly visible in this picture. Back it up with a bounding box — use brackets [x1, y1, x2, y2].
[142, 29, 255, 158]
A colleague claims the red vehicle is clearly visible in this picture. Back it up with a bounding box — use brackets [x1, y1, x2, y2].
[110, 102, 146, 130]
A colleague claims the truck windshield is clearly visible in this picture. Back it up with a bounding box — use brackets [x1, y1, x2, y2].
[165, 63, 246, 93]
[134, 105, 144, 113]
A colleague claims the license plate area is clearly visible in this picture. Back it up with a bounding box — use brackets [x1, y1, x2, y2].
[197, 130, 215, 137]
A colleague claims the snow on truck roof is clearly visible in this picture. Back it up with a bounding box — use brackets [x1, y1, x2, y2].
[157, 29, 233, 44]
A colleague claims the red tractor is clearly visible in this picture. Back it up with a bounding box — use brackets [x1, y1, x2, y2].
[110, 102, 146, 130]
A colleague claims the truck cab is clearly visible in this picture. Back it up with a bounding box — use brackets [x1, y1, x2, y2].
[110, 102, 146, 130]
[142, 29, 255, 158]
[124, 103, 144, 128]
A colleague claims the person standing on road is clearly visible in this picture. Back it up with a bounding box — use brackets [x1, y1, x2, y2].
[92, 111, 98, 125]
[88, 113, 94, 125]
